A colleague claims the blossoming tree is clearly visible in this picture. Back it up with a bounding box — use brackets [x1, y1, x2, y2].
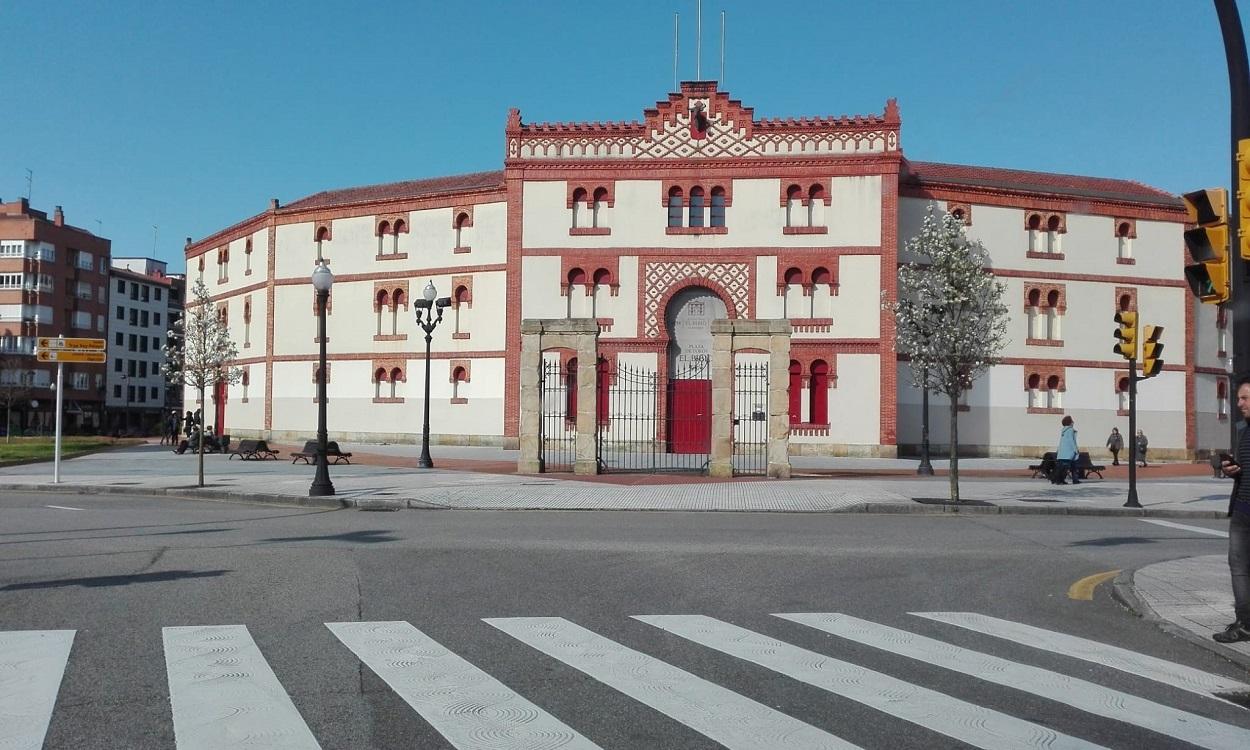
[893, 206, 1009, 502]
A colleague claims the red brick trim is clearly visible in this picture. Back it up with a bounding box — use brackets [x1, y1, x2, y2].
[1113, 286, 1138, 312]
[1023, 365, 1066, 391]
[778, 181, 831, 207]
[666, 226, 729, 235]
[449, 359, 471, 383]
[879, 171, 899, 447]
[566, 182, 616, 208]
[1025, 210, 1066, 233]
[946, 201, 972, 225]
[1025, 338, 1064, 347]
[569, 227, 612, 236]
[376, 253, 409, 261]
[312, 363, 331, 383]
[1026, 251, 1066, 260]
[777, 257, 839, 297]
[373, 280, 410, 311]
[1113, 217, 1137, 239]
[782, 226, 828, 235]
[373, 334, 408, 342]
[982, 267, 1185, 289]
[1115, 257, 1137, 265]
[452, 332, 471, 340]
[1114, 370, 1130, 392]
[1027, 407, 1065, 415]
[450, 275, 473, 307]
[371, 359, 406, 381]
[372, 397, 405, 404]
[790, 423, 831, 436]
[375, 214, 410, 236]
[451, 205, 474, 229]
[313, 220, 333, 242]
[1023, 283, 1066, 312]
[561, 256, 619, 296]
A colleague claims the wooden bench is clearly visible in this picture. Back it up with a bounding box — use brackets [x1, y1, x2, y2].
[1029, 452, 1057, 479]
[291, 440, 353, 465]
[1075, 451, 1105, 480]
[228, 439, 281, 461]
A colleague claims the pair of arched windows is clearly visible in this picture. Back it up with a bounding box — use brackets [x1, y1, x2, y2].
[376, 220, 407, 256]
[667, 186, 727, 228]
[374, 367, 404, 399]
[1025, 288, 1062, 341]
[571, 188, 610, 229]
[787, 360, 831, 425]
[1026, 213, 1064, 254]
[784, 184, 826, 228]
[375, 289, 407, 336]
[1027, 374, 1062, 409]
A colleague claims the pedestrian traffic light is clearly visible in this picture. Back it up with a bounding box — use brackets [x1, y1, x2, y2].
[1182, 188, 1230, 304]
[1140, 325, 1164, 378]
[1113, 311, 1137, 360]
[1238, 139, 1250, 260]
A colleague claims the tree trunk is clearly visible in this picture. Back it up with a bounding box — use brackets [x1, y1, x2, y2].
[197, 385, 205, 487]
[948, 395, 960, 503]
[4, 404, 10, 443]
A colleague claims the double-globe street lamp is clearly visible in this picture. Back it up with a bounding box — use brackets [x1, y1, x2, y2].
[414, 281, 451, 469]
[309, 262, 335, 497]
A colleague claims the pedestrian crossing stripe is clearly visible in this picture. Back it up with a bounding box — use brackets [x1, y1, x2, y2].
[485, 616, 859, 750]
[778, 612, 1250, 750]
[635, 614, 1100, 750]
[162, 625, 321, 750]
[327, 620, 600, 750]
[0, 629, 75, 750]
[3, 613, 1249, 749]
[913, 611, 1250, 700]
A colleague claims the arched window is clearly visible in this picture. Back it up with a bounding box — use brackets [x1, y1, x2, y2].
[709, 187, 726, 227]
[786, 185, 803, 227]
[788, 360, 802, 425]
[391, 289, 405, 335]
[1118, 376, 1130, 411]
[809, 360, 830, 424]
[1046, 215, 1062, 253]
[783, 267, 804, 318]
[1046, 375, 1061, 409]
[565, 357, 578, 422]
[592, 269, 612, 319]
[1119, 293, 1132, 312]
[1219, 380, 1229, 419]
[689, 187, 705, 228]
[592, 187, 608, 228]
[377, 221, 390, 255]
[1117, 221, 1132, 259]
[392, 219, 405, 254]
[951, 207, 965, 222]
[1027, 214, 1042, 253]
[566, 268, 587, 318]
[389, 367, 402, 399]
[454, 212, 469, 249]
[667, 188, 684, 228]
[375, 290, 390, 335]
[1027, 373, 1042, 408]
[810, 266, 831, 316]
[374, 368, 387, 399]
[1045, 289, 1060, 340]
[454, 285, 470, 334]
[807, 185, 824, 227]
[452, 366, 468, 400]
[571, 188, 587, 228]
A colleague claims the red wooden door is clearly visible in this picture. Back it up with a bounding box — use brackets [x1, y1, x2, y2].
[668, 379, 711, 453]
[213, 380, 227, 435]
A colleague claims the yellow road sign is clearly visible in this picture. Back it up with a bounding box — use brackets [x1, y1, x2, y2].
[36, 350, 107, 363]
[36, 337, 106, 351]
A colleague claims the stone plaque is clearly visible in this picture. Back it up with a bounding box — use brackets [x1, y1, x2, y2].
[665, 287, 727, 375]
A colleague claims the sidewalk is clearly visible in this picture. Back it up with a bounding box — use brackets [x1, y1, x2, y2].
[1, 442, 1245, 667]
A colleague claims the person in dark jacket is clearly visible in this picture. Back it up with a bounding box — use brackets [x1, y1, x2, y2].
[1215, 375, 1250, 643]
[1106, 427, 1123, 466]
[1135, 429, 1149, 467]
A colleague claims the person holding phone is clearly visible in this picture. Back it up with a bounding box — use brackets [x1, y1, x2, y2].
[1215, 376, 1250, 644]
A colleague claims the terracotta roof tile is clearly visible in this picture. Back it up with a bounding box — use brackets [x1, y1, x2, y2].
[903, 160, 1182, 209]
[282, 170, 506, 212]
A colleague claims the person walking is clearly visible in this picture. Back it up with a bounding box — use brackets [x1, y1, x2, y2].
[182, 410, 195, 436]
[160, 412, 173, 445]
[1136, 429, 1149, 467]
[1214, 376, 1250, 643]
[1052, 416, 1080, 485]
[1106, 427, 1123, 466]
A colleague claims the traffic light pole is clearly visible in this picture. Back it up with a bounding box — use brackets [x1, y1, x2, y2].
[1125, 361, 1141, 508]
[1216, 0, 1250, 435]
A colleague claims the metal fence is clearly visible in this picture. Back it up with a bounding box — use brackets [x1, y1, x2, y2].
[538, 359, 576, 472]
[597, 359, 711, 474]
[732, 361, 770, 476]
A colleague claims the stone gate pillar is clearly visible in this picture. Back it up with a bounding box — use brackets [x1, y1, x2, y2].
[709, 319, 792, 479]
[518, 319, 600, 475]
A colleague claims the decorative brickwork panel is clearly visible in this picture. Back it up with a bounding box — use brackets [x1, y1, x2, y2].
[451, 206, 474, 228]
[373, 280, 410, 311]
[643, 261, 750, 337]
[451, 275, 473, 308]
[1023, 365, 1065, 392]
[312, 363, 331, 383]
[946, 201, 972, 225]
[1113, 218, 1137, 239]
[313, 219, 333, 242]
[376, 214, 410, 235]
[1024, 210, 1066, 233]
[372, 359, 406, 382]
[778, 181, 831, 206]
[1114, 286, 1138, 313]
[1023, 283, 1066, 312]
[567, 182, 616, 208]
[448, 359, 471, 383]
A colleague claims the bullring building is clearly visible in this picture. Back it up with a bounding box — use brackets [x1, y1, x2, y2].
[184, 82, 1224, 465]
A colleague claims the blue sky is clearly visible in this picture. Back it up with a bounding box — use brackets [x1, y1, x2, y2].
[1, 1, 1245, 270]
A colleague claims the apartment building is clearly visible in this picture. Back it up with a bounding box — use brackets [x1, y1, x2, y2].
[106, 257, 178, 434]
[0, 199, 109, 433]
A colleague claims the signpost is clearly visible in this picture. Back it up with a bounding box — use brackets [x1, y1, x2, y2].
[34, 337, 105, 483]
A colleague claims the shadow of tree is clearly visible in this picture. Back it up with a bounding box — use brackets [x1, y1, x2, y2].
[1067, 537, 1158, 547]
[261, 530, 399, 544]
[2, 569, 229, 591]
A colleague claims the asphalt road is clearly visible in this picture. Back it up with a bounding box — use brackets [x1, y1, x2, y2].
[2, 490, 1248, 749]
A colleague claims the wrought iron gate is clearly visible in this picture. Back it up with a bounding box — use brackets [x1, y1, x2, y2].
[597, 359, 711, 473]
[732, 362, 769, 476]
[538, 359, 576, 472]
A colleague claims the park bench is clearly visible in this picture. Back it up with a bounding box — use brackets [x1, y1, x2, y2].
[1029, 452, 1057, 479]
[228, 439, 281, 461]
[290, 440, 353, 465]
[1074, 451, 1105, 480]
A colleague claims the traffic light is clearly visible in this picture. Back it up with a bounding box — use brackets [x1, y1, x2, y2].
[1113, 311, 1138, 360]
[1238, 139, 1250, 260]
[1182, 188, 1230, 304]
[1140, 325, 1164, 378]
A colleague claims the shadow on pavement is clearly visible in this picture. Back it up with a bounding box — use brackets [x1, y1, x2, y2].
[2, 569, 230, 591]
[261, 530, 399, 544]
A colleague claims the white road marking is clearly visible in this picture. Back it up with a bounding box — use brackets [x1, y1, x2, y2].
[162, 625, 321, 749]
[327, 620, 599, 750]
[913, 612, 1250, 701]
[636, 614, 1102, 750]
[1139, 519, 1229, 538]
[779, 613, 1250, 750]
[44, 505, 83, 511]
[486, 616, 857, 750]
[0, 630, 76, 750]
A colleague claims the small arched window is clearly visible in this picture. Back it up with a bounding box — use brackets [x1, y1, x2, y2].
[454, 212, 469, 248]
[571, 188, 587, 228]
[788, 360, 802, 425]
[374, 368, 387, 399]
[392, 220, 405, 254]
[786, 185, 803, 227]
[667, 188, 684, 228]
[689, 187, 705, 228]
[452, 366, 468, 400]
[389, 367, 403, 399]
[807, 185, 824, 226]
[809, 360, 830, 424]
[565, 357, 578, 421]
[1027, 373, 1042, 408]
[1119, 294, 1132, 312]
[710, 187, 726, 227]
[592, 187, 608, 228]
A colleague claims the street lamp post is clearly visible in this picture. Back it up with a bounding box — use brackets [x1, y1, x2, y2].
[309, 262, 335, 497]
[414, 281, 451, 469]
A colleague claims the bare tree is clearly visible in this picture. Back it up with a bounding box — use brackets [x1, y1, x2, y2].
[162, 279, 241, 486]
[892, 206, 1010, 502]
[0, 357, 32, 443]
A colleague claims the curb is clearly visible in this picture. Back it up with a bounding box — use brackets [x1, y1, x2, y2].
[1110, 568, 1250, 671]
[0, 482, 1233, 518]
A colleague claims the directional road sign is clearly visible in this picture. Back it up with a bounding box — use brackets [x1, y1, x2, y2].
[36, 337, 106, 351]
[36, 350, 107, 363]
